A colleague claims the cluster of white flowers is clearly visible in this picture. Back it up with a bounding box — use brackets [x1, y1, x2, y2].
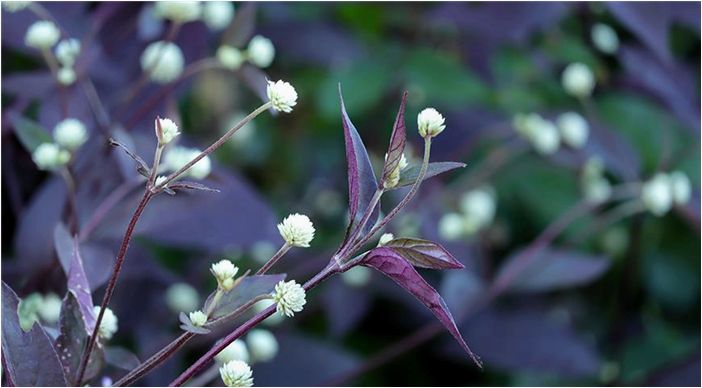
[272, 280, 306, 317]
[17, 292, 62, 330]
[32, 118, 90, 170]
[154, 1, 201, 23]
[210, 259, 239, 290]
[202, 1, 234, 31]
[156, 117, 181, 145]
[54, 38, 81, 85]
[591, 23, 619, 54]
[165, 282, 200, 313]
[216, 339, 250, 364]
[188, 310, 208, 327]
[556, 112, 589, 149]
[439, 186, 497, 240]
[93, 306, 119, 340]
[162, 146, 212, 179]
[417, 108, 446, 138]
[384, 153, 408, 189]
[562, 62, 595, 98]
[513, 113, 560, 155]
[267, 80, 298, 113]
[140, 41, 184, 84]
[641, 171, 691, 216]
[2, 1, 31, 12]
[581, 156, 612, 204]
[277, 213, 315, 247]
[25, 20, 60, 50]
[32, 143, 70, 170]
[219, 360, 253, 387]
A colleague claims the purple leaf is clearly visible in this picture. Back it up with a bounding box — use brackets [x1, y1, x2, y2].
[55, 292, 104, 383]
[493, 247, 611, 293]
[322, 280, 371, 338]
[204, 274, 286, 325]
[108, 136, 150, 178]
[380, 91, 408, 187]
[1, 282, 68, 387]
[394, 161, 466, 189]
[104, 346, 141, 371]
[383, 238, 464, 269]
[361, 247, 482, 367]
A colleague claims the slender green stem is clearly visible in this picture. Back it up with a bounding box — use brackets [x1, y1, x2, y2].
[256, 243, 291, 275]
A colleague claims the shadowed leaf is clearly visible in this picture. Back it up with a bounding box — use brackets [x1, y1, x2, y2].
[54, 224, 96, 331]
[380, 91, 408, 187]
[394, 162, 466, 189]
[10, 114, 53, 154]
[108, 137, 150, 178]
[223, 2, 257, 48]
[104, 346, 141, 371]
[204, 274, 286, 326]
[55, 293, 103, 383]
[384, 238, 464, 269]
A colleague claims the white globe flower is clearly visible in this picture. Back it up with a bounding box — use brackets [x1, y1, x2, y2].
[641, 173, 673, 216]
[266, 80, 297, 113]
[188, 310, 207, 327]
[438, 212, 464, 241]
[562, 62, 595, 98]
[247, 329, 278, 363]
[210, 259, 239, 284]
[219, 360, 253, 387]
[202, 1, 234, 31]
[217, 45, 244, 70]
[3, 1, 31, 12]
[25, 20, 60, 50]
[252, 299, 283, 326]
[669, 171, 691, 205]
[38, 293, 62, 323]
[417, 108, 446, 138]
[140, 41, 184, 84]
[93, 306, 118, 340]
[154, 1, 201, 23]
[529, 119, 560, 155]
[341, 266, 372, 287]
[556, 112, 589, 149]
[53, 118, 88, 151]
[55, 38, 81, 66]
[591, 23, 619, 54]
[247, 35, 275, 68]
[272, 280, 306, 317]
[584, 177, 612, 204]
[157, 117, 180, 145]
[165, 283, 200, 313]
[377, 233, 394, 246]
[57, 67, 76, 85]
[277, 213, 315, 247]
[460, 187, 496, 229]
[32, 143, 70, 170]
[216, 339, 249, 364]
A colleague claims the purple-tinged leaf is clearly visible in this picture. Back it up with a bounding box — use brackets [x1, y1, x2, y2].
[169, 181, 221, 193]
[54, 224, 96, 332]
[104, 347, 141, 371]
[322, 280, 371, 338]
[108, 137, 150, 178]
[361, 248, 482, 367]
[1, 282, 68, 387]
[493, 247, 611, 294]
[10, 114, 52, 153]
[380, 92, 408, 187]
[204, 274, 286, 326]
[393, 161, 466, 189]
[55, 292, 103, 384]
[178, 312, 211, 334]
[55, 226, 113, 291]
[383, 238, 464, 269]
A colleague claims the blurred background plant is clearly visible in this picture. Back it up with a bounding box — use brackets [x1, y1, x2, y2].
[1, 2, 699, 386]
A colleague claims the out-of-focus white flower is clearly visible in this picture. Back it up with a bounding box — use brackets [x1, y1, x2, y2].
[54, 118, 88, 151]
[460, 187, 496, 228]
[165, 283, 200, 313]
[584, 177, 612, 204]
[247, 329, 278, 363]
[154, 1, 201, 23]
[438, 213, 464, 241]
[669, 171, 691, 205]
[215, 339, 249, 364]
[583, 156, 605, 180]
[3, 1, 31, 12]
[189, 153, 211, 179]
[252, 299, 283, 326]
[272, 280, 306, 317]
[140, 41, 184, 84]
[219, 360, 253, 387]
[341, 266, 372, 287]
[38, 293, 61, 323]
[217, 45, 244, 70]
[157, 117, 180, 145]
[591, 23, 619, 54]
[266, 80, 297, 113]
[277, 213, 315, 247]
[417, 108, 446, 138]
[155, 175, 168, 188]
[247, 35, 275, 68]
[557, 112, 589, 149]
[202, 1, 234, 31]
[93, 306, 118, 340]
[641, 173, 673, 216]
[562, 62, 595, 98]
[210, 259, 239, 289]
[57, 67, 76, 85]
[25, 20, 60, 49]
[530, 119, 560, 155]
[162, 146, 212, 179]
[378, 233, 394, 246]
[189, 310, 207, 327]
[55, 38, 81, 66]
[32, 143, 70, 170]
[18, 293, 43, 331]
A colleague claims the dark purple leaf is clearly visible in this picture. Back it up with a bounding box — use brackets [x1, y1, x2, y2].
[10, 114, 52, 154]
[380, 91, 408, 188]
[493, 247, 611, 293]
[104, 346, 141, 371]
[1, 282, 68, 386]
[322, 280, 371, 338]
[55, 292, 103, 383]
[361, 247, 482, 367]
[1, 72, 54, 99]
[383, 238, 464, 269]
[394, 161, 466, 189]
[205, 274, 286, 326]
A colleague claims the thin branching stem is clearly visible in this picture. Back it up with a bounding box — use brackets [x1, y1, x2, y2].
[256, 243, 291, 275]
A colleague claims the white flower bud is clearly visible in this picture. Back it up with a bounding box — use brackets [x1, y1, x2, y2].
[562, 62, 595, 98]
[53, 118, 88, 151]
[591, 23, 619, 54]
[277, 213, 315, 247]
[157, 117, 180, 145]
[460, 187, 496, 229]
[341, 266, 372, 287]
[165, 283, 200, 313]
[189, 310, 207, 327]
[525, 118, 559, 155]
[140, 41, 184, 84]
[215, 339, 249, 364]
[266, 80, 297, 113]
[3, 1, 31, 12]
[247, 35, 275, 68]
[155, 175, 168, 188]
[93, 306, 118, 340]
[202, 1, 234, 31]
[38, 293, 62, 323]
[154, 1, 201, 23]
[272, 280, 306, 317]
[557, 112, 589, 149]
[584, 177, 612, 204]
[252, 299, 283, 326]
[210, 259, 239, 286]
[219, 360, 253, 387]
[384, 153, 408, 189]
[417, 108, 446, 138]
[55, 38, 81, 66]
[25, 20, 60, 50]
[247, 329, 278, 363]
[670, 171, 691, 205]
[32, 143, 70, 170]
[57, 67, 76, 85]
[217, 45, 244, 70]
[438, 213, 464, 241]
[378, 233, 394, 246]
[641, 173, 673, 216]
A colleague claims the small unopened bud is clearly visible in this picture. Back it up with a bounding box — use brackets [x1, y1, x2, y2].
[156, 117, 180, 145]
[378, 233, 394, 246]
[591, 23, 619, 54]
[189, 310, 207, 327]
[562, 63, 595, 98]
[57, 67, 76, 85]
[54, 118, 88, 151]
[247, 35, 275, 68]
[417, 108, 445, 138]
[384, 153, 408, 188]
[140, 41, 184, 84]
[55, 38, 81, 67]
[267, 80, 297, 113]
[557, 112, 589, 149]
[32, 143, 70, 170]
[529, 119, 560, 155]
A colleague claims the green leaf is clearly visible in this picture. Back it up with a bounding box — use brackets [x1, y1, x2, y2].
[10, 114, 52, 153]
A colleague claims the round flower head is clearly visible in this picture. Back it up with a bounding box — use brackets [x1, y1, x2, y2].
[529, 119, 560, 155]
[460, 187, 496, 229]
[54, 118, 88, 151]
[247, 329, 278, 363]
[154, 1, 201, 23]
[341, 266, 372, 287]
[266, 80, 297, 113]
[25, 20, 60, 50]
[438, 212, 464, 241]
[591, 23, 619, 54]
[157, 117, 180, 145]
[202, 1, 234, 31]
[32, 143, 70, 170]
[219, 360, 253, 387]
[215, 339, 249, 364]
[584, 177, 612, 204]
[669, 171, 691, 205]
[247, 35, 275, 68]
[417, 108, 446, 138]
[277, 213, 315, 247]
[140, 41, 184, 84]
[38, 293, 62, 323]
[165, 282, 200, 313]
[562, 62, 595, 98]
[57, 67, 76, 85]
[3, 1, 31, 12]
[217, 45, 244, 70]
[378, 232, 394, 246]
[211, 259, 239, 285]
[189, 310, 207, 327]
[641, 173, 673, 216]
[93, 306, 118, 340]
[55, 38, 81, 67]
[556, 112, 589, 149]
[272, 280, 306, 317]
